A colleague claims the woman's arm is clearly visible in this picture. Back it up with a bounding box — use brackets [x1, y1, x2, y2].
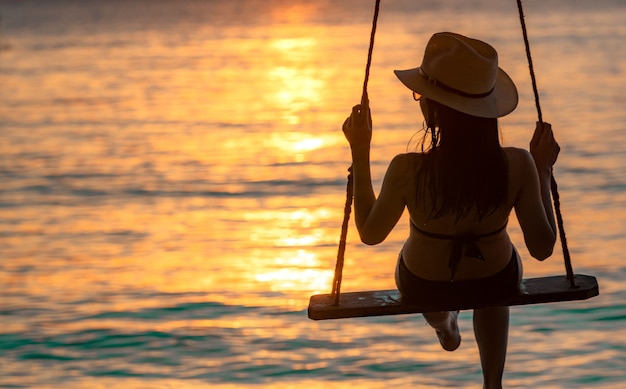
[350, 140, 376, 234]
[530, 122, 560, 235]
[514, 122, 560, 260]
[342, 102, 407, 245]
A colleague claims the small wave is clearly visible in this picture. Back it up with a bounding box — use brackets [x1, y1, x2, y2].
[554, 303, 626, 322]
[1, 177, 348, 201]
[83, 301, 259, 321]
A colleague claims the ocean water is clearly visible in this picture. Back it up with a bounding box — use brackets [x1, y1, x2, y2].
[1, 0, 625, 387]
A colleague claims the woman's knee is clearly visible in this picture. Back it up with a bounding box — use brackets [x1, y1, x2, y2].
[423, 311, 452, 325]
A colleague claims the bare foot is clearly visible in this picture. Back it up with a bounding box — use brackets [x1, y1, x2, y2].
[435, 311, 461, 352]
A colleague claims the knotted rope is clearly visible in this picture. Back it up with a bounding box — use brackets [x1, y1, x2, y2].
[331, 0, 380, 306]
[516, 0, 577, 288]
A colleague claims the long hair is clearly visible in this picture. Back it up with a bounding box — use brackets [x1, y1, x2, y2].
[416, 99, 508, 222]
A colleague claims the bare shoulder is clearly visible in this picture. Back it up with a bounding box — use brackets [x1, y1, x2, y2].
[503, 146, 531, 162]
[503, 146, 534, 171]
[503, 147, 537, 201]
[385, 153, 420, 185]
[390, 152, 421, 168]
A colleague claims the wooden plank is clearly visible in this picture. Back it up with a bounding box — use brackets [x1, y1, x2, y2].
[308, 274, 599, 320]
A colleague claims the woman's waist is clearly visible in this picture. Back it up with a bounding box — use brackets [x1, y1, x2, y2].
[401, 237, 514, 281]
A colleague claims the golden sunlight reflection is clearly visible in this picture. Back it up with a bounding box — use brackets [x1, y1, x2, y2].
[255, 249, 333, 294]
[242, 207, 337, 293]
[244, 207, 332, 230]
[248, 222, 327, 248]
[279, 235, 319, 247]
[265, 132, 337, 163]
[271, 37, 316, 52]
[267, 132, 326, 153]
[266, 35, 324, 125]
[268, 66, 323, 124]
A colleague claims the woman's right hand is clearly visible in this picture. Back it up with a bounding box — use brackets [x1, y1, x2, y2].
[530, 122, 560, 172]
[342, 93, 372, 151]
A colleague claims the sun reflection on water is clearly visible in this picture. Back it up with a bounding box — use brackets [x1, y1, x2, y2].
[255, 249, 333, 294]
[243, 208, 336, 294]
[266, 36, 324, 124]
[268, 66, 323, 125]
[266, 132, 328, 154]
[270, 37, 317, 53]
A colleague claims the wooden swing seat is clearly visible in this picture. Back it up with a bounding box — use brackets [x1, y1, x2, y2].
[308, 274, 599, 320]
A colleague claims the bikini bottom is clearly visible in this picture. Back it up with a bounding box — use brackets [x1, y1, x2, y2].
[395, 248, 520, 310]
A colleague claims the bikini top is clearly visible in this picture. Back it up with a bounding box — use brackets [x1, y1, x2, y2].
[410, 220, 508, 281]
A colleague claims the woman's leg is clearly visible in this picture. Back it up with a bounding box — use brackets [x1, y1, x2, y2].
[473, 250, 520, 388]
[397, 254, 462, 352]
[473, 306, 509, 389]
[423, 311, 461, 351]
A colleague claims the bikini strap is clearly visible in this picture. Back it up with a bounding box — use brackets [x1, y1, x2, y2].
[410, 220, 508, 240]
[410, 220, 508, 281]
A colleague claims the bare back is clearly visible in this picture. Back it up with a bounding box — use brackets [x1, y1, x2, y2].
[396, 147, 536, 281]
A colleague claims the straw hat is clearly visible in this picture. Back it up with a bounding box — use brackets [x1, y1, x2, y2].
[394, 32, 518, 118]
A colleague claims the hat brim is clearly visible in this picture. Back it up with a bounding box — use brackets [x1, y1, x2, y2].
[394, 67, 518, 118]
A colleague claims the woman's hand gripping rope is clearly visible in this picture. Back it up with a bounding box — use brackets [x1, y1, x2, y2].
[530, 121, 560, 173]
[342, 93, 372, 152]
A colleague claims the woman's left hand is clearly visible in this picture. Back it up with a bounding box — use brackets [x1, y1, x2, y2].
[342, 96, 372, 150]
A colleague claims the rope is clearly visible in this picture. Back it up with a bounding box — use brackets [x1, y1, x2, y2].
[330, 167, 353, 305]
[331, 0, 381, 306]
[361, 1, 380, 108]
[516, 0, 577, 288]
